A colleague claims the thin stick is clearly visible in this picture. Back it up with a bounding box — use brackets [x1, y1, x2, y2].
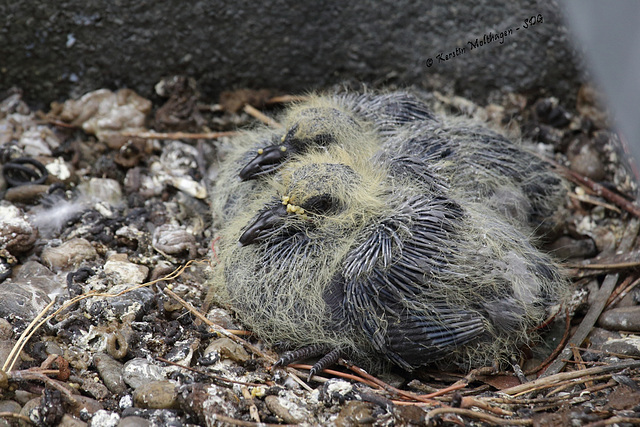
[524, 309, 572, 375]
[568, 193, 621, 213]
[426, 407, 532, 425]
[572, 346, 640, 360]
[243, 104, 282, 128]
[3, 299, 56, 372]
[121, 130, 238, 140]
[266, 95, 310, 104]
[606, 275, 640, 308]
[460, 396, 513, 415]
[163, 287, 270, 362]
[155, 357, 266, 388]
[553, 160, 640, 218]
[502, 359, 640, 396]
[8, 370, 78, 404]
[340, 360, 438, 404]
[542, 219, 640, 377]
[0, 412, 34, 425]
[546, 373, 613, 396]
[207, 413, 296, 427]
[288, 363, 378, 388]
[564, 260, 640, 270]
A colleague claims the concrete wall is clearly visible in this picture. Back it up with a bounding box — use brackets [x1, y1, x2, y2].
[0, 0, 581, 107]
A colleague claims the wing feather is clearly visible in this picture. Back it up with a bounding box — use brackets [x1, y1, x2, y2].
[336, 195, 487, 370]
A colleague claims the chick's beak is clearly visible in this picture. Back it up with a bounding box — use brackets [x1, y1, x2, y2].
[239, 203, 288, 246]
[239, 144, 291, 181]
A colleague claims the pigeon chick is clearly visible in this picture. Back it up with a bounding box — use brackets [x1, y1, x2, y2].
[378, 115, 567, 234]
[208, 146, 567, 375]
[239, 91, 433, 181]
[236, 91, 565, 235]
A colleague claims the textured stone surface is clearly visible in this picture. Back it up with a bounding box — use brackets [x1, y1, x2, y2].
[1, 1, 581, 108]
[598, 306, 640, 332]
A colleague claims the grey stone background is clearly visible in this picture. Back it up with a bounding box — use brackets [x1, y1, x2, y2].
[0, 0, 581, 108]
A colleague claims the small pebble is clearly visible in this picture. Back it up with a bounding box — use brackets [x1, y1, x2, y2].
[334, 400, 377, 427]
[567, 137, 605, 181]
[12, 260, 64, 297]
[598, 306, 640, 332]
[205, 308, 238, 330]
[0, 400, 21, 427]
[95, 353, 127, 395]
[123, 359, 165, 389]
[176, 383, 237, 425]
[80, 377, 111, 401]
[66, 396, 104, 418]
[264, 394, 306, 425]
[77, 178, 123, 206]
[576, 84, 609, 129]
[19, 397, 41, 423]
[0, 320, 15, 368]
[0, 204, 37, 257]
[44, 341, 63, 356]
[132, 381, 178, 410]
[119, 395, 133, 410]
[204, 337, 250, 363]
[12, 391, 39, 406]
[0, 282, 51, 324]
[117, 416, 150, 427]
[104, 253, 149, 285]
[3, 184, 49, 203]
[58, 413, 88, 427]
[152, 224, 197, 259]
[106, 287, 155, 321]
[548, 236, 597, 259]
[41, 238, 98, 271]
[88, 410, 120, 427]
[601, 338, 640, 358]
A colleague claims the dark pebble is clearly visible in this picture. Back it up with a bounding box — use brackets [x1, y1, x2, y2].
[598, 306, 640, 332]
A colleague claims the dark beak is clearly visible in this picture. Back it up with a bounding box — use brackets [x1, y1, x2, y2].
[239, 144, 291, 181]
[239, 203, 288, 246]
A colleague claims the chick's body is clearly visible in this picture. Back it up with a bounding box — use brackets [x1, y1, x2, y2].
[379, 116, 566, 233]
[210, 112, 567, 372]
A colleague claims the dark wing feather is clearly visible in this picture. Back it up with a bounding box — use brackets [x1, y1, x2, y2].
[337, 195, 487, 371]
[338, 91, 435, 134]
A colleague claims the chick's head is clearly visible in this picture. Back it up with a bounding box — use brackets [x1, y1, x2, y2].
[239, 96, 375, 181]
[239, 150, 386, 246]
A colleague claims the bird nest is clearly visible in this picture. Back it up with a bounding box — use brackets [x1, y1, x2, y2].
[0, 80, 639, 426]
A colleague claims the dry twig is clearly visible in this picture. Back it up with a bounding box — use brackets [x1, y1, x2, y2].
[243, 104, 282, 128]
[543, 219, 640, 376]
[121, 130, 237, 139]
[550, 159, 640, 218]
[502, 359, 640, 396]
[426, 407, 532, 425]
[0, 412, 34, 425]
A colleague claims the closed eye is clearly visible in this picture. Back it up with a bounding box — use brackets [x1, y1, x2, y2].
[302, 194, 341, 215]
